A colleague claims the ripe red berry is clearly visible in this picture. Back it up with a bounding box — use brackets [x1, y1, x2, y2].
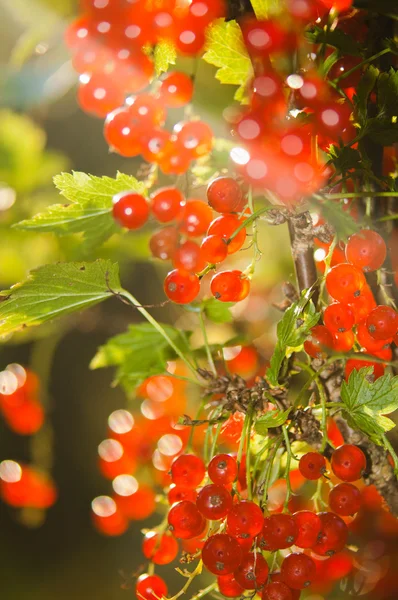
[168, 485, 197, 504]
[227, 501, 264, 539]
[356, 320, 391, 352]
[331, 444, 366, 482]
[207, 215, 247, 254]
[196, 484, 233, 520]
[142, 532, 179, 565]
[311, 511, 348, 556]
[171, 454, 206, 488]
[315, 102, 353, 141]
[261, 514, 298, 551]
[78, 73, 126, 118]
[234, 552, 269, 590]
[207, 177, 245, 214]
[345, 357, 385, 380]
[168, 500, 206, 539]
[304, 325, 334, 359]
[333, 329, 355, 352]
[151, 187, 185, 223]
[136, 574, 168, 600]
[366, 305, 398, 340]
[270, 574, 300, 600]
[112, 191, 149, 229]
[149, 227, 179, 260]
[174, 120, 213, 158]
[280, 553, 316, 590]
[217, 573, 245, 598]
[173, 241, 206, 273]
[104, 108, 143, 157]
[299, 452, 326, 480]
[293, 510, 322, 548]
[329, 482, 362, 516]
[324, 303, 355, 334]
[179, 200, 213, 237]
[159, 72, 194, 108]
[326, 263, 366, 303]
[210, 270, 250, 303]
[202, 534, 243, 575]
[164, 269, 201, 304]
[345, 229, 387, 272]
[241, 18, 289, 56]
[200, 235, 228, 264]
[262, 582, 293, 600]
[141, 128, 171, 164]
[208, 454, 238, 486]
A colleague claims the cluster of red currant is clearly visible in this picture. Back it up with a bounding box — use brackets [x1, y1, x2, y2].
[0, 365, 44, 435]
[0, 459, 57, 511]
[305, 228, 398, 379]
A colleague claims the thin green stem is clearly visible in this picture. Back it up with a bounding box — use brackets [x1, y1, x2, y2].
[245, 409, 254, 501]
[315, 192, 398, 200]
[210, 422, 223, 461]
[334, 48, 390, 83]
[227, 206, 272, 243]
[190, 582, 217, 600]
[282, 426, 293, 512]
[261, 437, 283, 509]
[382, 434, 398, 477]
[199, 310, 217, 376]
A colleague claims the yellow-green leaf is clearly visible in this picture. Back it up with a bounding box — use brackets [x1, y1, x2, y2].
[153, 39, 177, 76]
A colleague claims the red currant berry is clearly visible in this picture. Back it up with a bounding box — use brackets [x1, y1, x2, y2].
[151, 187, 185, 223]
[210, 270, 250, 303]
[261, 514, 298, 551]
[149, 227, 179, 260]
[104, 108, 143, 157]
[196, 484, 233, 520]
[164, 269, 200, 304]
[312, 512, 348, 556]
[262, 582, 293, 600]
[241, 18, 289, 56]
[315, 102, 353, 141]
[356, 320, 391, 352]
[280, 553, 316, 590]
[348, 285, 377, 322]
[304, 325, 334, 359]
[299, 452, 326, 480]
[207, 215, 247, 254]
[168, 500, 206, 539]
[112, 191, 149, 229]
[141, 128, 171, 164]
[207, 177, 245, 214]
[173, 241, 206, 273]
[159, 72, 194, 108]
[171, 454, 206, 488]
[208, 454, 238, 486]
[142, 532, 179, 565]
[174, 120, 213, 158]
[329, 482, 362, 516]
[202, 534, 243, 575]
[227, 501, 264, 539]
[326, 263, 366, 303]
[293, 510, 322, 549]
[168, 485, 197, 504]
[366, 305, 398, 340]
[175, 23, 206, 56]
[217, 573, 245, 598]
[127, 93, 166, 128]
[200, 235, 228, 264]
[78, 73, 126, 118]
[324, 302, 355, 333]
[345, 229, 387, 272]
[345, 357, 385, 380]
[328, 56, 362, 88]
[331, 444, 366, 482]
[270, 574, 300, 600]
[179, 200, 213, 237]
[136, 574, 168, 600]
[333, 330, 355, 352]
[234, 552, 269, 590]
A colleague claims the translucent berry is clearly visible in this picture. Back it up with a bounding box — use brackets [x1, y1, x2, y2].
[345, 229, 387, 272]
[208, 454, 238, 486]
[210, 270, 250, 303]
[196, 484, 233, 520]
[366, 305, 398, 340]
[150, 227, 179, 260]
[281, 553, 316, 590]
[333, 330, 355, 352]
[207, 215, 247, 254]
[179, 200, 213, 237]
[164, 269, 201, 304]
[104, 108, 142, 157]
[160, 72, 194, 108]
[175, 25, 206, 56]
[234, 552, 269, 590]
[345, 357, 385, 380]
[168, 485, 197, 504]
[262, 581, 293, 600]
[127, 93, 166, 128]
[217, 573, 245, 598]
[311, 512, 348, 556]
[324, 302, 355, 333]
[227, 501, 264, 539]
[299, 452, 326, 480]
[168, 500, 206, 539]
[304, 325, 334, 359]
[136, 574, 168, 600]
[173, 241, 206, 273]
[202, 533, 243, 575]
[200, 235, 228, 264]
[174, 120, 213, 158]
[151, 187, 185, 223]
[293, 510, 322, 548]
[261, 514, 298, 551]
[171, 454, 206, 487]
[356, 320, 391, 352]
[331, 444, 366, 482]
[326, 263, 366, 303]
[112, 191, 149, 229]
[329, 482, 362, 516]
[78, 73, 125, 118]
[142, 532, 179, 565]
[207, 177, 245, 214]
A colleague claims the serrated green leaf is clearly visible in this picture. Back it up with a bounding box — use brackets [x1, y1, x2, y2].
[267, 290, 320, 387]
[341, 367, 398, 444]
[378, 67, 398, 118]
[355, 66, 379, 123]
[203, 19, 253, 104]
[306, 26, 361, 56]
[202, 298, 234, 324]
[254, 408, 291, 435]
[14, 171, 147, 252]
[91, 322, 191, 393]
[153, 39, 177, 76]
[0, 260, 120, 337]
[250, 0, 280, 18]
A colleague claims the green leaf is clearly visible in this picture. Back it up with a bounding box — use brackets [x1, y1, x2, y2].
[192, 138, 235, 185]
[341, 367, 398, 444]
[306, 26, 361, 56]
[309, 196, 361, 241]
[91, 323, 191, 392]
[153, 40, 177, 76]
[203, 19, 253, 103]
[327, 145, 362, 173]
[266, 290, 320, 387]
[367, 120, 398, 146]
[0, 260, 120, 337]
[254, 408, 291, 435]
[202, 298, 234, 324]
[14, 171, 147, 252]
[250, 0, 280, 18]
[378, 67, 398, 118]
[355, 66, 379, 123]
